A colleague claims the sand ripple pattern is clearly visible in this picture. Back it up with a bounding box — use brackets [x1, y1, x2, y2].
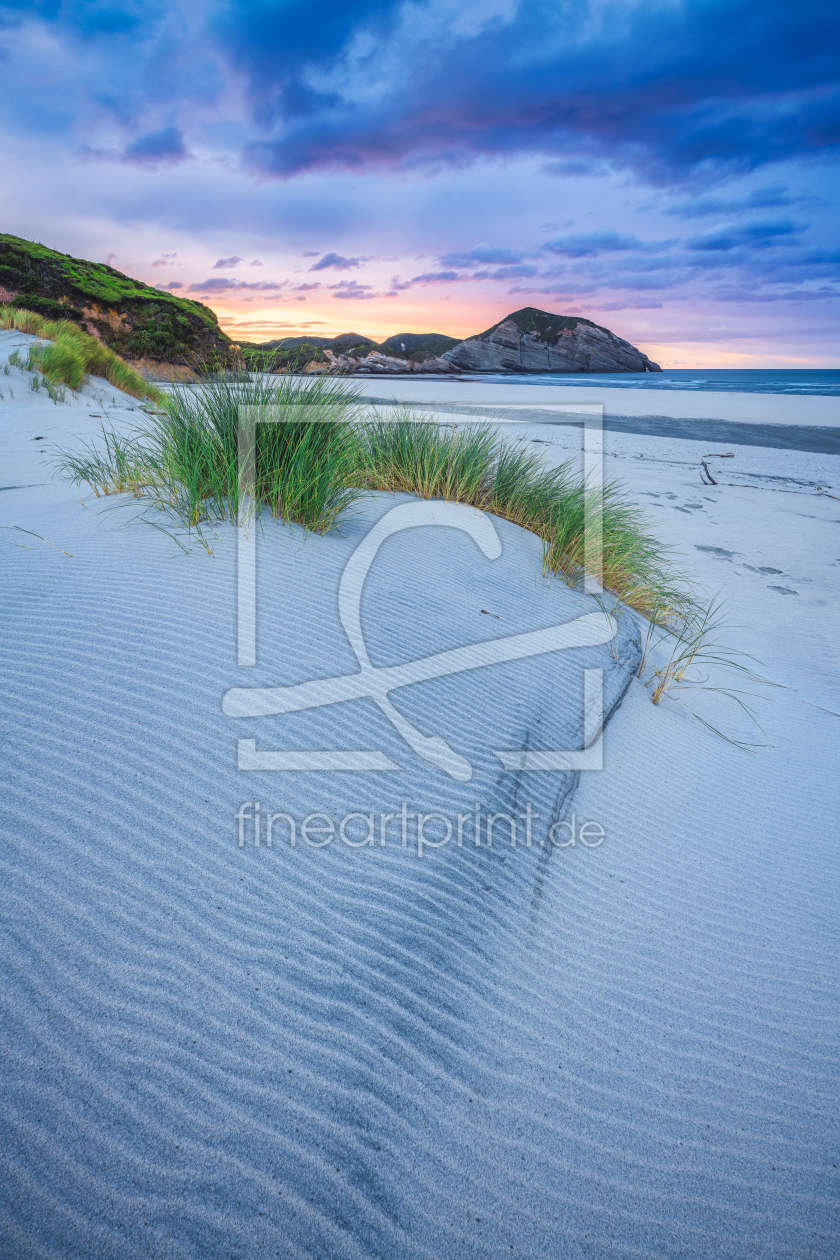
[1, 489, 837, 1258]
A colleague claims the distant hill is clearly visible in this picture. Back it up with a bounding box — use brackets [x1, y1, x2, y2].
[476, 308, 610, 340]
[444, 306, 661, 374]
[245, 312, 657, 375]
[0, 233, 234, 366]
[242, 329, 461, 372]
[253, 333, 375, 350]
[380, 332, 460, 359]
[246, 331, 458, 358]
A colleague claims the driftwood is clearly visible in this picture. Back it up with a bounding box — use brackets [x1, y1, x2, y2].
[700, 452, 734, 485]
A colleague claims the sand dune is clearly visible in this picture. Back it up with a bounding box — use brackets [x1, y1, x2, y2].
[1, 337, 838, 1257]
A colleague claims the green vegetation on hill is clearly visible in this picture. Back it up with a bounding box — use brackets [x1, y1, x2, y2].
[239, 342, 330, 371]
[477, 306, 610, 341]
[243, 330, 459, 368]
[380, 332, 459, 360]
[0, 233, 235, 364]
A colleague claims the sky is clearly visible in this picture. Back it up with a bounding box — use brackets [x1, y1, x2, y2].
[1, 0, 838, 365]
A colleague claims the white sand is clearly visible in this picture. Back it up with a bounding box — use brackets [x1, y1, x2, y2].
[2, 333, 838, 1258]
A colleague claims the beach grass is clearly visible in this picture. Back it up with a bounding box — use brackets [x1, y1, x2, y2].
[352, 412, 692, 623]
[50, 378, 695, 621]
[150, 371, 365, 533]
[0, 305, 160, 402]
[52, 370, 367, 536]
[639, 594, 770, 747]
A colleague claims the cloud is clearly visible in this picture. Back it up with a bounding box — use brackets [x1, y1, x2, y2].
[329, 280, 379, 299]
[310, 252, 362, 271]
[227, 1, 840, 181]
[122, 126, 189, 166]
[684, 217, 808, 251]
[542, 159, 610, 178]
[542, 232, 674, 258]
[663, 184, 800, 219]
[155, 281, 183, 290]
[6, 1, 840, 190]
[214, 256, 244, 268]
[438, 245, 530, 268]
[596, 300, 663, 310]
[490, 264, 538, 279]
[188, 278, 287, 291]
[409, 270, 462, 285]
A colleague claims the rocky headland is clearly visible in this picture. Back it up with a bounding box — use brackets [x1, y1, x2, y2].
[254, 307, 661, 375]
[442, 307, 661, 373]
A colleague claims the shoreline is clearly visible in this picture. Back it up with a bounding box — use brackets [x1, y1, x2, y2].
[355, 375, 840, 427]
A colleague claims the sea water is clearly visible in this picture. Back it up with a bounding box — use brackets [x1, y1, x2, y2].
[476, 368, 840, 396]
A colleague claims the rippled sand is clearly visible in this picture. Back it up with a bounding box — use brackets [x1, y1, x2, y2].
[2, 339, 838, 1257]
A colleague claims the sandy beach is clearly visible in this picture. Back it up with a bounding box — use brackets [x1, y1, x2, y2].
[2, 333, 839, 1257]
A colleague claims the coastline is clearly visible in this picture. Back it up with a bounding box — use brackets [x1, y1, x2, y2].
[356, 376, 840, 427]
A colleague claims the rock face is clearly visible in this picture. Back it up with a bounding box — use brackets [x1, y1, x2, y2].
[325, 347, 456, 375]
[443, 307, 661, 373]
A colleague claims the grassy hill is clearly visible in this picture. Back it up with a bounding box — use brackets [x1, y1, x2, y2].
[476, 307, 610, 340]
[242, 330, 460, 369]
[380, 332, 459, 360]
[0, 233, 235, 365]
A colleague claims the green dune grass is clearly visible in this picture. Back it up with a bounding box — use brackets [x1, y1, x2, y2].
[1, 306, 162, 401]
[49, 371, 693, 622]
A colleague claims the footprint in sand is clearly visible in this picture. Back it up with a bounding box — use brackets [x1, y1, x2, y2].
[695, 544, 736, 560]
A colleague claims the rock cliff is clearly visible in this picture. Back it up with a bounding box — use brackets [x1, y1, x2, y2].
[324, 347, 456, 375]
[442, 307, 661, 373]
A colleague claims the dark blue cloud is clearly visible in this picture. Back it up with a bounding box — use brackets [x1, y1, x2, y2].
[226, 0, 840, 180]
[542, 232, 674, 258]
[310, 252, 361, 271]
[663, 184, 801, 218]
[6, 1, 839, 187]
[685, 218, 808, 251]
[214, 256, 243, 268]
[122, 126, 189, 165]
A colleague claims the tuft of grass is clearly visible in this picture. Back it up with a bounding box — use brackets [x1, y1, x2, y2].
[0, 305, 161, 402]
[640, 594, 772, 749]
[350, 413, 691, 622]
[51, 370, 367, 537]
[51, 424, 153, 500]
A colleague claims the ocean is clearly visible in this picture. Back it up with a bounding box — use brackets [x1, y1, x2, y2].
[475, 368, 840, 396]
